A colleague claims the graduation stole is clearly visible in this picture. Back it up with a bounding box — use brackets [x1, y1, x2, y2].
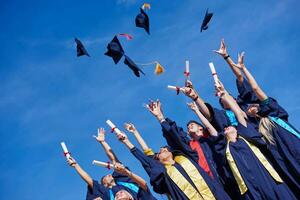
[226, 136, 283, 195]
[165, 155, 216, 200]
[269, 116, 300, 139]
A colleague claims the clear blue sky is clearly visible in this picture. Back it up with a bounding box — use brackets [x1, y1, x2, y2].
[1, 0, 300, 199]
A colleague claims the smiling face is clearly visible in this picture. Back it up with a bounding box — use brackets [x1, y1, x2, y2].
[224, 126, 238, 142]
[187, 122, 204, 140]
[156, 147, 173, 163]
[114, 189, 133, 200]
[101, 174, 115, 187]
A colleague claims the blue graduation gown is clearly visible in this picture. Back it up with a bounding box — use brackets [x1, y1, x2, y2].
[165, 118, 243, 199]
[86, 170, 156, 200]
[258, 97, 300, 196]
[130, 118, 231, 200]
[212, 122, 297, 200]
[86, 180, 109, 200]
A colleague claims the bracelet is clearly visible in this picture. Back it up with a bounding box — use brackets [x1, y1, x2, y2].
[193, 96, 199, 101]
[224, 55, 230, 60]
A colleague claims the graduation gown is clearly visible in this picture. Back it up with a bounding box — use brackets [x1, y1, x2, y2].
[86, 170, 156, 200]
[258, 97, 300, 196]
[86, 180, 109, 200]
[212, 122, 297, 200]
[130, 118, 231, 200]
[236, 80, 300, 195]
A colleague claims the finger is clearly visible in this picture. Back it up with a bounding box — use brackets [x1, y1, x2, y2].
[93, 135, 97, 138]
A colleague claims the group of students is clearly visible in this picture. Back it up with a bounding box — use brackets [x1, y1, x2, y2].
[65, 40, 300, 200]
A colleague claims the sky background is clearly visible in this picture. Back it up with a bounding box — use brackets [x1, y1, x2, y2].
[1, 0, 300, 199]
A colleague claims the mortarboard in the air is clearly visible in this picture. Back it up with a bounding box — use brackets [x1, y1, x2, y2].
[200, 8, 213, 32]
[135, 8, 150, 34]
[124, 55, 145, 77]
[104, 36, 125, 64]
[75, 38, 90, 57]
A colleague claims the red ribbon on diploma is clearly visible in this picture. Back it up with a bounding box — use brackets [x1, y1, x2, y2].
[107, 161, 111, 170]
[64, 152, 70, 157]
[184, 71, 190, 76]
[111, 127, 116, 133]
[176, 87, 180, 95]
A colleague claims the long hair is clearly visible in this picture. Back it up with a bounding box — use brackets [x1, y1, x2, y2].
[258, 117, 276, 145]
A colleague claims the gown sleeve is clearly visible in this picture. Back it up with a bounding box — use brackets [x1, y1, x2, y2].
[258, 97, 289, 121]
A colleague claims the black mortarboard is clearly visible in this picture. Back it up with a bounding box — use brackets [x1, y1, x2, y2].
[104, 36, 125, 64]
[135, 8, 150, 34]
[123, 55, 145, 77]
[200, 8, 213, 32]
[75, 38, 90, 57]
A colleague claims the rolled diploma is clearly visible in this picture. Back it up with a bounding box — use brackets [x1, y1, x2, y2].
[209, 62, 219, 84]
[106, 119, 122, 135]
[61, 142, 71, 159]
[167, 85, 183, 92]
[185, 60, 190, 75]
[92, 160, 114, 169]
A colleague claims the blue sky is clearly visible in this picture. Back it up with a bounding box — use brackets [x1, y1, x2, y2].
[0, 0, 300, 199]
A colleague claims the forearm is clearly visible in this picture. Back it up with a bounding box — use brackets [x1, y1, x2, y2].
[125, 169, 148, 191]
[222, 93, 247, 126]
[225, 57, 244, 82]
[194, 110, 218, 136]
[195, 96, 212, 120]
[74, 164, 93, 188]
[123, 139, 135, 150]
[242, 66, 268, 101]
[99, 141, 118, 163]
[132, 131, 150, 152]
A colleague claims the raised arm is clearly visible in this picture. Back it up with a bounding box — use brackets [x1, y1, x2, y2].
[124, 123, 154, 156]
[235, 52, 268, 101]
[94, 128, 120, 164]
[182, 80, 212, 120]
[214, 39, 244, 83]
[187, 101, 218, 136]
[216, 80, 247, 127]
[67, 156, 93, 188]
[114, 162, 148, 191]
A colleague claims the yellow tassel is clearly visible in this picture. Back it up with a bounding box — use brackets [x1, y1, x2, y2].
[142, 3, 151, 10]
[154, 62, 165, 75]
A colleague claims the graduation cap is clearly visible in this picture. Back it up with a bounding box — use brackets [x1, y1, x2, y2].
[75, 38, 90, 57]
[135, 8, 150, 34]
[200, 9, 213, 32]
[124, 55, 145, 77]
[104, 36, 125, 64]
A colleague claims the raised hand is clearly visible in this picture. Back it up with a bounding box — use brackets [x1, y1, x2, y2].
[114, 162, 129, 175]
[234, 52, 245, 69]
[67, 156, 77, 167]
[187, 101, 199, 112]
[93, 128, 106, 143]
[213, 39, 228, 58]
[215, 80, 226, 97]
[124, 123, 136, 133]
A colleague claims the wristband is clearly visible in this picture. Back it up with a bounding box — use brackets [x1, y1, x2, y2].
[224, 55, 230, 60]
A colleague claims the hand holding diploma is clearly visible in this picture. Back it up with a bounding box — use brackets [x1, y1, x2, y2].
[106, 120, 125, 139]
[92, 160, 114, 169]
[61, 142, 71, 159]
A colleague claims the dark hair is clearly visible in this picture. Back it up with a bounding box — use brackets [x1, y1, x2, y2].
[186, 120, 203, 128]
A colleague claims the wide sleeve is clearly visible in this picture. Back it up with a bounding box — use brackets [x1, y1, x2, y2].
[236, 122, 266, 147]
[161, 118, 199, 162]
[130, 147, 168, 194]
[209, 132, 227, 165]
[258, 97, 289, 120]
[205, 103, 229, 132]
[236, 78, 259, 104]
[86, 180, 108, 200]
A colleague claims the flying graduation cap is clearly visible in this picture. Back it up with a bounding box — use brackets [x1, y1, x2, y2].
[124, 55, 145, 77]
[200, 8, 213, 32]
[135, 8, 150, 34]
[75, 38, 90, 57]
[104, 35, 145, 77]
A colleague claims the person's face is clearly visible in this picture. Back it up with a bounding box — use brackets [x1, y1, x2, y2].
[187, 122, 204, 139]
[224, 126, 237, 142]
[157, 147, 173, 163]
[115, 189, 133, 200]
[246, 104, 260, 117]
[101, 174, 114, 187]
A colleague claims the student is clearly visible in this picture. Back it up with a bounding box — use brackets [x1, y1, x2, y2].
[116, 100, 231, 200]
[210, 80, 297, 200]
[232, 53, 300, 196]
[67, 128, 156, 200]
